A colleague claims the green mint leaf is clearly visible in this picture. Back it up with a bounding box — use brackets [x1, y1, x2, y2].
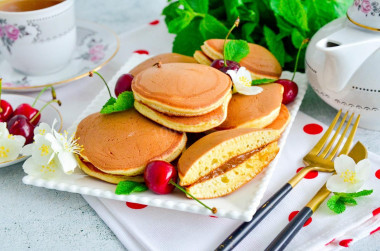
[168, 11, 195, 33]
[162, 2, 182, 26]
[186, 0, 209, 14]
[173, 19, 204, 56]
[291, 29, 305, 49]
[251, 78, 275, 85]
[335, 189, 374, 198]
[241, 22, 257, 43]
[115, 180, 148, 195]
[327, 195, 346, 214]
[263, 26, 285, 66]
[340, 197, 357, 205]
[224, 40, 250, 63]
[270, 0, 309, 32]
[199, 14, 230, 40]
[100, 91, 134, 114]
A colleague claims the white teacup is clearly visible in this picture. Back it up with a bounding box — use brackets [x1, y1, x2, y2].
[0, 0, 76, 75]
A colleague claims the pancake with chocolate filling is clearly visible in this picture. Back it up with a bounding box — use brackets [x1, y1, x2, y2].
[216, 84, 284, 130]
[130, 53, 197, 76]
[77, 156, 144, 184]
[76, 109, 186, 176]
[134, 92, 231, 132]
[178, 128, 280, 199]
[196, 39, 282, 80]
[265, 104, 290, 133]
[132, 63, 232, 116]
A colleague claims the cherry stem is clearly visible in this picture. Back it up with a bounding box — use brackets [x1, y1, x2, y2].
[89, 71, 113, 99]
[291, 38, 310, 82]
[169, 180, 217, 214]
[223, 17, 240, 67]
[31, 85, 56, 108]
[30, 99, 61, 123]
[0, 78, 2, 113]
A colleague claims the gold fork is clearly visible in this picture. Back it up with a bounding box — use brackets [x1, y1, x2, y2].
[216, 110, 360, 251]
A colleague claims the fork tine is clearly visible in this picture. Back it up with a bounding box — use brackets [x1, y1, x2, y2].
[308, 110, 342, 156]
[326, 113, 354, 161]
[319, 111, 349, 158]
[338, 114, 360, 156]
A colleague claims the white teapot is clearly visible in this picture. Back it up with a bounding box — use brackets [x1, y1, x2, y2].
[306, 0, 380, 130]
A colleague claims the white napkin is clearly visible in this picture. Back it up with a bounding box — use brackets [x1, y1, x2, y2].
[83, 112, 380, 251]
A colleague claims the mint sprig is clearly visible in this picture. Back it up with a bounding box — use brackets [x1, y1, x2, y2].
[251, 78, 275, 86]
[115, 180, 148, 195]
[327, 189, 373, 214]
[224, 40, 249, 63]
[101, 91, 134, 114]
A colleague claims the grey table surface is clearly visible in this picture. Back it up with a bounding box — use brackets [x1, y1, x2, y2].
[1, 0, 380, 250]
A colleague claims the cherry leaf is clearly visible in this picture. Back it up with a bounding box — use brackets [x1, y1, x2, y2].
[115, 180, 148, 195]
[100, 91, 134, 114]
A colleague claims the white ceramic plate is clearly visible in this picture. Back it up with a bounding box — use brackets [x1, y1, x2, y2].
[22, 22, 307, 221]
[0, 94, 62, 168]
[0, 20, 119, 92]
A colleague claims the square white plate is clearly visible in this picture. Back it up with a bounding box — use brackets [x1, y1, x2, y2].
[23, 25, 307, 221]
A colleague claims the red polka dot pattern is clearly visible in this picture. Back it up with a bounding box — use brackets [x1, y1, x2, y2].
[370, 227, 380, 235]
[339, 239, 353, 247]
[134, 50, 149, 55]
[375, 169, 380, 179]
[373, 207, 380, 216]
[209, 215, 218, 218]
[296, 167, 319, 179]
[288, 211, 312, 227]
[303, 123, 323, 135]
[126, 202, 148, 209]
[325, 238, 335, 246]
[149, 20, 160, 25]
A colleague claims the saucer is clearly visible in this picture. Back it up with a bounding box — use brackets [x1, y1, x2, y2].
[0, 20, 119, 92]
[0, 94, 63, 168]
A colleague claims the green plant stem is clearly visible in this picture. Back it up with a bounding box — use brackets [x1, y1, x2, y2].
[30, 99, 61, 123]
[169, 180, 217, 214]
[90, 71, 113, 99]
[31, 85, 56, 107]
[223, 17, 240, 67]
[291, 38, 309, 81]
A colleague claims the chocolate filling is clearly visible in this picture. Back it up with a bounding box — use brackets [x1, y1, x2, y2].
[192, 144, 268, 185]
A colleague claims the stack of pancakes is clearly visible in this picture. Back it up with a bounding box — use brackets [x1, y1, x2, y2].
[75, 48, 292, 199]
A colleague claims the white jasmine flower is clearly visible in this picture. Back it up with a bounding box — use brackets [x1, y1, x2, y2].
[327, 155, 371, 193]
[22, 120, 82, 178]
[227, 67, 263, 95]
[0, 122, 25, 162]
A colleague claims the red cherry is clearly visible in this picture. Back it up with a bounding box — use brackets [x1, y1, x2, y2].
[211, 59, 240, 74]
[114, 74, 134, 97]
[13, 103, 40, 126]
[144, 160, 177, 194]
[275, 79, 299, 105]
[0, 100, 13, 122]
[7, 115, 34, 144]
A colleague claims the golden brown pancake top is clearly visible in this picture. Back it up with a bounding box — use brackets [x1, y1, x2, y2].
[178, 128, 266, 176]
[75, 110, 185, 173]
[132, 63, 232, 110]
[217, 84, 284, 130]
[205, 39, 282, 79]
[129, 53, 197, 76]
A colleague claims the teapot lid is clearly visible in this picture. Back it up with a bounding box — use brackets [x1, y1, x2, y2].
[347, 0, 380, 31]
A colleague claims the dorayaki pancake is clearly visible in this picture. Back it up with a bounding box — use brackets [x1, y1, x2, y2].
[200, 39, 282, 80]
[193, 50, 212, 65]
[129, 53, 197, 76]
[178, 128, 281, 187]
[265, 104, 290, 133]
[186, 141, 279, 199]
[75, 109, 186, 176]
[216, 84, 284, 130]
[132, 63, 232, 116]
[134, 92, 231, 132]
[77, 156, 144, 184]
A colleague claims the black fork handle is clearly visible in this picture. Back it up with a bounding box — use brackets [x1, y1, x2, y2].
[215, 183, 293, 251]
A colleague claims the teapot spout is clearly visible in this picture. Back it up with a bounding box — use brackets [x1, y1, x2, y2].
[316, 27, 380, 92]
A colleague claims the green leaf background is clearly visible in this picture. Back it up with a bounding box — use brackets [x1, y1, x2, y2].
[162, 0, 351, 71]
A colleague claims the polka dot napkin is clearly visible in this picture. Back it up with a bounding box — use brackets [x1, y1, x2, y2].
[83, 112, 380, 250]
